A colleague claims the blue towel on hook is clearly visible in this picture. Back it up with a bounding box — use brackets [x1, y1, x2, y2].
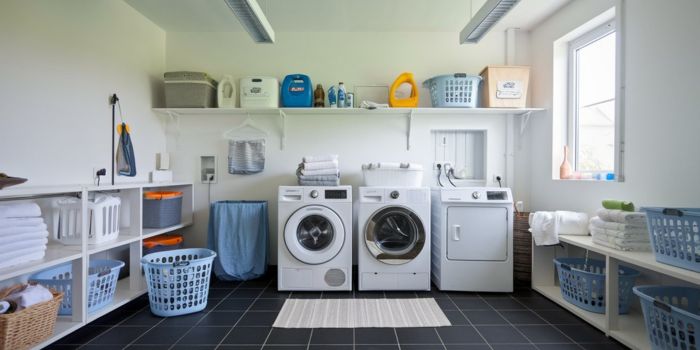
[207, 201, 268, 281]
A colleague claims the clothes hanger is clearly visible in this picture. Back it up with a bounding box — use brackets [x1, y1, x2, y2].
[223, 114, 268, 140]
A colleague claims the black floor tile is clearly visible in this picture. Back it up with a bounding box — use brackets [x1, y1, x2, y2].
[452, 298, 490, 310]
[260, 287, 291, 298]
[176, 326, 232, 345]
[229, 288, 264, 298]
[445, 345, 491, 350]
[215, 298, 256, 311]
[125, 344, 171, 350]
[447, 291, 481, 298]
[218, 346, 262, 350]
[45, 345, 81, 350]
[535, 309, 585, 325]
[262, 346, 306, 350]
[385, 291, 418, 298]
[208, 288, 234, 299]
[444, 310, 469, 325]
[556, 324, 612, 343]
[580, 342, 629, 349]
[158, 311, 206, 326]
[250, 298, 287, 311]
[221, 326, 272, 345]
[395, 327, 441, 344]
[172, 345, 217, 350]
[237, 311, 278, 326]
[197, 311, 243, 326]
[436, 298, 458, 310]
[483, 297, 527, 310]
[80, 345, 125, 350]
[132, 325, 190, 344]
[55, 325, 110, 344]
[517, 325, 573, 343]
[120, 309, 164, 326]
[475, 325, 529, 344]
[355, 328, 398, 344]
[323, 291, 354, 298]
[240, 279, 273, 288]
[310, 328, 353, 344]
[289, 291, 323, 298]
[355, 291, 385, 299]
[309, 345, 353, 350]
[355, 345, 400, 350]
[500, 310, 548, 325]
[489, 345, 537, 350]
[401, 345, 445, 350]
[519, 297, 562, 310]
[536, 344, 582, 350]
[265, 328, 312, 345]
[88, 307, 138, 326]
[88, 326, 151, 345]
[463, 310, 508, 325]
[436, 325, 485, 344]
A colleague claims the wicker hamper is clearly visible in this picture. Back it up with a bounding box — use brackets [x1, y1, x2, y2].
[0, 285, 63, 350]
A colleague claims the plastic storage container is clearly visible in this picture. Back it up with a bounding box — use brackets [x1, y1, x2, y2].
[423, 73, 481, 108]
[553, 257, 640, 314]
[30, 260, 124, 315]
[641, 207, 700, 272]
[479, 66, 530, 108]
[240, 77, 279, 108]
[143, 191, 183, 228]
[164, 71, 218, 108]
[141, 248, 216, 317]
[362, 167, 423, 187]
[51, 195, 121, 245]
[143, 234, 184, 255]
[633, 285, 700, 350]
[281, 74, 313, 107]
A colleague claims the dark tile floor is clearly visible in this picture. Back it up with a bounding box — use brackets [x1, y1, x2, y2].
[47, 272, 629, 350]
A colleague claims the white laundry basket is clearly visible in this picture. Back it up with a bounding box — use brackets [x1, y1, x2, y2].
[362, 167, 424, 187]
[51, 195, 121, 245]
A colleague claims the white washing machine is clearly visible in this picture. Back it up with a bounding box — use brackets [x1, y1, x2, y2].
[358, 187, 431, 291]
[278, 186, 352, 291]
[431, 187, 513, 292]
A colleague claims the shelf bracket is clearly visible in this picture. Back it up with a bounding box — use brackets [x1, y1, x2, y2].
[279, 109, 287, 150]
[406, 109, 414, 151]
[519, 111, 533, 135]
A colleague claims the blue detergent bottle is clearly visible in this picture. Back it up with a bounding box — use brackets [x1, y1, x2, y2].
[328, 85, 337, 108]
[337, 82, 346, 109]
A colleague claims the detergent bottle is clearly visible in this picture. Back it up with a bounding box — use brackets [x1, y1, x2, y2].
[337, 82, 347, 109]
[328, 85, 337, 108]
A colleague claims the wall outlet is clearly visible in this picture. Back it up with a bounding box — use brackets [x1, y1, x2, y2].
[492, 174, 503, 183]
[433, 161, 454, 170]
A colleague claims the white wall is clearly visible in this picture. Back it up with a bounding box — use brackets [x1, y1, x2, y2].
[525, 0, 700, 215]
[0, 0, 166, 186]
[165, 31, 516, 261]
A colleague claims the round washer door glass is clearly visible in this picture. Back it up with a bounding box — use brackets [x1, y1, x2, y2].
[365, 207, 425, 265]
[285, 205, 345, 265]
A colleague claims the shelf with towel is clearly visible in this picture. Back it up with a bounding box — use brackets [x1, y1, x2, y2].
[0, 243, 82, 281]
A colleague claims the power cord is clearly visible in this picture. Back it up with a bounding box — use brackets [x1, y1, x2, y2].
[436, 164, 444, 187]
[207, 174, 214, 204]
[444, 164, 456, 187]
[496, 176, 503, 188]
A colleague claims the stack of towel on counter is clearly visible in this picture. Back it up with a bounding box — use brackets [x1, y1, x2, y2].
[530, 211, 589, 246]
[0, 202, 49, 269]
[297, 154, 340, 186]
[590, 209, 650, 251]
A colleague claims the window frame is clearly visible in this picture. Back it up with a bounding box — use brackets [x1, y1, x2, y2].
[567, 19, 617, 174]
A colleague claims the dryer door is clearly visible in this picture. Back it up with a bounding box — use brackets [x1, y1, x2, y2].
[364, 206, 425, 265]
[285, 205, 345, 265]
[446, 206, 508, 261]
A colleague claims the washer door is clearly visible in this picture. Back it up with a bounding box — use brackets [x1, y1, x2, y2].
[364, 206, 425, 265]
[285, 205, 345, 265]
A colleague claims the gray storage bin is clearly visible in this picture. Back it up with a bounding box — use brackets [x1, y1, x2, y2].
[143, 193, 183, 228]
[164, 71, 218, 108]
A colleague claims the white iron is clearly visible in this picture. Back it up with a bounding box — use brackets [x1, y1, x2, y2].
[217, 75, 236, 108]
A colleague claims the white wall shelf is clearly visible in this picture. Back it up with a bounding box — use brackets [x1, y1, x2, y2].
[0, 182, 193, 349]
[532, 235, 700, 350]
[153, 107, 544, 151]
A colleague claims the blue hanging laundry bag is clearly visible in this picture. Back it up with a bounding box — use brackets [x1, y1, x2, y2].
[207, 200, 268, 281]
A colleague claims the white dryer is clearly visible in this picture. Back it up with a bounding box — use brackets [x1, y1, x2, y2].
[358, 187, 431, 291]
[278, 186, 352, 291]
[431, 187, 513, 292]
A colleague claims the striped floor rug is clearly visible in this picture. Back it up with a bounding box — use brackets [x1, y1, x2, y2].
[272, 298, 451, 328]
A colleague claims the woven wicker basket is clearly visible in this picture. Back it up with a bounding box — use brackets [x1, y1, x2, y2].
[0, 284, 63, 350]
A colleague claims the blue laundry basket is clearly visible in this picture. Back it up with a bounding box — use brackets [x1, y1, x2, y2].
[641, 207, 700, 272]
[207, 200, 268, 281]
[30, 259, 124, 315]
[142, 248, 216, 317]
[634, 285, 700, 350]
[553, 257, 640, 314]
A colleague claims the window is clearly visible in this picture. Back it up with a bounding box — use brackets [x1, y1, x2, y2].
[568, 20, 616, 174]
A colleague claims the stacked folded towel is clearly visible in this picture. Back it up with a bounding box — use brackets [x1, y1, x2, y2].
[0, 202, 49, 269]
[297, 154, 340, 186]
[590, 209, 650, 251]
[529, 211, 589, 246]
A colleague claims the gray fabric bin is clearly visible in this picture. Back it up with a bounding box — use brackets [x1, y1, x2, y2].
[164, 71, 218, 108]
[143, 195, 183, 228]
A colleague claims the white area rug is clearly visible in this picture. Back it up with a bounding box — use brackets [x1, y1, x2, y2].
[272, 298, 451, 328]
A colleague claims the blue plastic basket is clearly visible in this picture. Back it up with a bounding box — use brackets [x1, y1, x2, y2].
[30, 259, 124, 315]
[641, 207, 700, 272]
[141, 248, 216, 317]
[423, 74, 482, 107]
[553, 257, 640, 314]
[633, 285, 700, 350]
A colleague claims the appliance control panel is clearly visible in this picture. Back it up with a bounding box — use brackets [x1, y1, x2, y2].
[279, 186, 352, 202]
[439, 187, 512, 203]
[359, 187, 429, 204]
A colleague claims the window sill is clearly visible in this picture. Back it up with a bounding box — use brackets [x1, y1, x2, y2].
[552, 178, 622, 183]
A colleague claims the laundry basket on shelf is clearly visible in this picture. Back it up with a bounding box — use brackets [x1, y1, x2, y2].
[633, 285, 700, 350]
[423, 74, 481, 108]
[553, 257, 640, 314]
[641, 207, 700, 272]
[29, 259, 124, 315]
[51, 195, 121, 245]
[143, 191, 183, 228]
[141, 248, 216, 317]
[0, 284, 63, 350]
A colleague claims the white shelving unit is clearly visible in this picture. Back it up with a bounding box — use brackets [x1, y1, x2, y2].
[0, 182, 193, 349]
[532, 235, 700, 350]
[152, 107, 544, 150]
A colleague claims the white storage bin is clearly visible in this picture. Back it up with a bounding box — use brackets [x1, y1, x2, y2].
[51, 195, 121, 245]
[362, 166, 424, 187]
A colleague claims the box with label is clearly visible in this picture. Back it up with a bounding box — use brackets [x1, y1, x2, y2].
[479, 66, 530, 108]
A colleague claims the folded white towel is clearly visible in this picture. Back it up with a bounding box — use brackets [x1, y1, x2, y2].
[0, 246, 47, 261]
[2, 237, 48, 252]
[0, 217, 45, 228]
[597, 209, 647, 225]
[302, 160, 339, 171]
[303, 154, 338, 163]
[0, 224, 48, 237]
[0, 202, 41, 219]
[590, 217, 647, 232]
[0, 251, 46, 270]
[555, 211, 589, 235]
[298, 174, 340, 181]
[299, 168, 340, 176]
[530, 212, 559, 246]
[6, 284, 54, 310]
[592, 235, 651, 252]
[0, 230, 49, 245]
[589, 225, 649, 240]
